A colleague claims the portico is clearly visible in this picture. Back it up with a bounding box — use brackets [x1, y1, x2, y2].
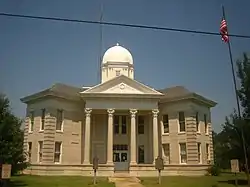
[81, 105, 162, 171]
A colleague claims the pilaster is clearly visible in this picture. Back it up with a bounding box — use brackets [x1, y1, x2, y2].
[186, 111, 198, 164]
[42, 113, 56, 163]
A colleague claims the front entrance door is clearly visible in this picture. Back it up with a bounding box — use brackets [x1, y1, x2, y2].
[113, 144, 129, 171]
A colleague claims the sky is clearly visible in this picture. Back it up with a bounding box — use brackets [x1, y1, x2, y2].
[0, 0, 250, 132]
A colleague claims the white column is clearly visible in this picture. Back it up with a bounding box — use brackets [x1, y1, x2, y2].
[130, 109, 137, 165]
[152, 109, 159, 162]
[107, 109, 115, 164]
[83, 108, 92, 164]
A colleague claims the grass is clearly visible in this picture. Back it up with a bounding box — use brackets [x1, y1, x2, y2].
[141, 173, 249, 187]
[7, 175, 115, 187]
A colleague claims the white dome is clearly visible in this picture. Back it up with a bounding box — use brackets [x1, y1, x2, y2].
[102, 43, 133, 64]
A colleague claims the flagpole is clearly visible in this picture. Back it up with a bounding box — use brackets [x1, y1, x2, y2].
[222, 6, 249, 184]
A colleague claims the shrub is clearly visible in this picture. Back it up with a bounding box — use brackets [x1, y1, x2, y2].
[207, 165, 221, 176]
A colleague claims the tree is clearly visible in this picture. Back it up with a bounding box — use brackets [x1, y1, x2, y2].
[214, 53, 250, 171]
[0, 94, 28, 175]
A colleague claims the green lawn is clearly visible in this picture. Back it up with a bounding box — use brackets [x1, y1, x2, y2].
[141, 173, 248, 187]
[8, 175, 115, 187]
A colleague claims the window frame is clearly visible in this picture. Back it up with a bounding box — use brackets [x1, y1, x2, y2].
[206, 143, 210, 163]
[29, 111, 34, 132]
[196, 112, 200, 133]
[28, 142, 32, 162]
[204, 114, 208, 134]
[38, 141, 43, 163]
[54, 141, 62, 164]
[162, 114, 169, 134]
[197, 142, 202, 164]
[56, 109, 64, 132]
[40, 109, 45, 131]
[163, 143, 170, 164]
[179, 143, 187, 164]
[178, 112, 186, 133]
[138, 115, 144, 135]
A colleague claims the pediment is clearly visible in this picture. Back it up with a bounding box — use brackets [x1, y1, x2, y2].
[81, 75, 163, 95]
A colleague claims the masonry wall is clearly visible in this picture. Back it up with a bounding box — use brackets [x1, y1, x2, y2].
[159, 100, 213, 165]
[24, 97, 84, 165]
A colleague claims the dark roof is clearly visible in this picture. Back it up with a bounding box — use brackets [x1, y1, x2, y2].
[158, 86, 217, 107]
[21, 83, 217, 107]
[20, 83, 88, 103]
[158, 86, 191, 98]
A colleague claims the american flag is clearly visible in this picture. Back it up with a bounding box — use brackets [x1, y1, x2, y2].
[220, 18, 229, 42]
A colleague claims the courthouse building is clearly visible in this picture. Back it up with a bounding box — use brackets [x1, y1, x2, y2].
[21, 44, 216, 176]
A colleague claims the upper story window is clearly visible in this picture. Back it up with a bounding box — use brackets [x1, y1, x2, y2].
[179, 111, 186, 132]
[114, 115, 127, 134]
[204, 114, 208, 134]
[138, 116, 144, 134]
[56, 109, 63, 131]
[116, 70, 121, 76]
[196, 112, 200, 132]
[29, 111, 34, 132]
[163, 114, 169, 134]
[121, 116, 127, 134]
[114, 115, 119, 134]
[41, 109, 45, 131]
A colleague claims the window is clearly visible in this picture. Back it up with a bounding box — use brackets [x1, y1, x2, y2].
[138, 116, 144, 134]
[56, 109, 63, 131]
[114, 116, 119, 134]
[179, 143, 187, 163]
[54, 142, 62, 163]
[179, 112, 186, 132]
[38, 141, 43, 163]
[114, 116, 127, 134]
[29, 111, 34, 132]
[41, 109, 45, 131]
[163, 144, 170, 164]
[116, 70, 121, 76]
[28, 142, 32, 162]
[138, 145, 145, 164]
[196, 112, 199, 132]
[121, 116, 127, 134]
[206, 143, 210, 162]
[204, 114, 208, 134]
[163, 114, 169, 133]
[197, 143, 201, 163]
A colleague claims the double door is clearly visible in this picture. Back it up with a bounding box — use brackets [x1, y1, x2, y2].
[113, 144, 129, 171]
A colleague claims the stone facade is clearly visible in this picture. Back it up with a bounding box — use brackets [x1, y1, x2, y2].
[21, 44, 216, 176]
